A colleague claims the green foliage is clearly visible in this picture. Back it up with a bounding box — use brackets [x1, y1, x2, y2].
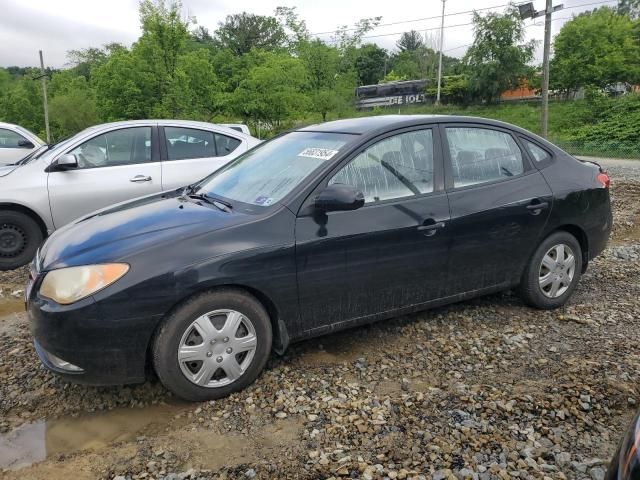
[464, 7, 536, 103]
[231, 52, 309, 129]
[354, 43, 387, 86]
[618, 0, 640, 19]
[550, 7, 640, 91]
[425, 75, 469, 104]
[396, 31, 424, 52]
[381, 70, 407, 83]
[214, 13, 287, 55]
[1, 0, 638, 151]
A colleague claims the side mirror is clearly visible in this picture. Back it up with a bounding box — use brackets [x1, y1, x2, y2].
[45, 154, 78, 172]
[17, 139, 35, 149]
[315, 184, 365, 212]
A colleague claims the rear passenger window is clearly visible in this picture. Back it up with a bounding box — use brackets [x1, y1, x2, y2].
[215, 133, 241, 156]
[446, 127, 524, 188]
[524, 140, 550, 163]
[165, 127, 216, 160]
[329, 129, 434, 203]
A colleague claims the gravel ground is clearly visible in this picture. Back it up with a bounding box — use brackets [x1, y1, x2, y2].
[1, 158, 639, 480]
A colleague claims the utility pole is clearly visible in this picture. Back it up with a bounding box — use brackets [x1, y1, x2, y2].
[435, 0, 446, 105]
[540, 0, 552, 138]
[38, 50, 51, 143]
[518, 1, 563, 138]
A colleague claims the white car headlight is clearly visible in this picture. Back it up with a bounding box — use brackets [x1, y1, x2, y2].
[39, 264, 129, 305]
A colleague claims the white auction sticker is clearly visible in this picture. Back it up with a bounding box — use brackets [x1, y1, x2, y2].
[298, 148, 339, 161]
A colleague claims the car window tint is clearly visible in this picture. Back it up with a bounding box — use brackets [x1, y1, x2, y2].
[165, 127, 216, 160]
[524, 140, 550, 162]
[70, 127, 151, 169]
[214, 133, 241, 156]
[329, 129, 434, 203]
[0, 129, 26, 148]
[446, 127, 524, 188]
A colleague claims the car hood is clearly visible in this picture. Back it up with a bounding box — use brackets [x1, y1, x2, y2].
[0, 164, 19, 176]
[38, 192, 260, 270]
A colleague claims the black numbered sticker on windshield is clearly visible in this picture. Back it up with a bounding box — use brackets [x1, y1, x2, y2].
[298, 148, 339, 161]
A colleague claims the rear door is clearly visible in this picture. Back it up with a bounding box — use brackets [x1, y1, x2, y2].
[47, 126, 162, 227]
[442, 123, 553, 292]
[295, 127, 451, 335]
[160, 126, 245, 190]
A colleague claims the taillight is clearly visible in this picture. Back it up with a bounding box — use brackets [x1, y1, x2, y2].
[597, 172, 610, 188]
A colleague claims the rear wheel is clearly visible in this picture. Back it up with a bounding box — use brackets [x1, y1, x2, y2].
[152, 289, 272, 401]
[519, 231, 582, 309]
[0, 211, 43, 270]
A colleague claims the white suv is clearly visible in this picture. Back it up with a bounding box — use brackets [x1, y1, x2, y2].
[0, 122, 45, 166]
[0, 120, 260, 269]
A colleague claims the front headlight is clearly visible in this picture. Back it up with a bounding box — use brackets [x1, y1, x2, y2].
[39, 264, 129, 304]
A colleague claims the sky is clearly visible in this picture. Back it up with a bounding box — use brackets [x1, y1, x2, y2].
[0, 0, 619, 69]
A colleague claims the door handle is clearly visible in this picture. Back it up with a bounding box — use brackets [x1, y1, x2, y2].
[417, 221, 445, 236]
[526, 201, 549, 214]
[130, 175, 152, 183]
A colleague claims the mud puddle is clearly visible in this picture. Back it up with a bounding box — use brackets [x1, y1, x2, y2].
[0, 297, 24, 318]
[0, 402, 189, 471]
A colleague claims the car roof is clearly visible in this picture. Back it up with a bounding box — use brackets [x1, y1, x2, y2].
[298, 114, 534, 136]
[84, 120, 253, 139]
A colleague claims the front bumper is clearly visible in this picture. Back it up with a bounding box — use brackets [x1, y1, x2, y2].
[27, 287, 163, 386]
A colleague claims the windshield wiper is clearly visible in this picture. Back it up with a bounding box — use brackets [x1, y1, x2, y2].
[187, 192, 233, 212]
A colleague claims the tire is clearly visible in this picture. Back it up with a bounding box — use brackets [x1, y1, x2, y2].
[0, 211, 43, 271]
[152, 289, 272, 402]
[519, 231, 582, 309]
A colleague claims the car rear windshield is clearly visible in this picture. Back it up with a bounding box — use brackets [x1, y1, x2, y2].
[196, 131, 354, 207]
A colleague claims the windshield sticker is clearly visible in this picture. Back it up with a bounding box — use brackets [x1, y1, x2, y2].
[254, 196, 274, 206]
[298, 148, 339, 161]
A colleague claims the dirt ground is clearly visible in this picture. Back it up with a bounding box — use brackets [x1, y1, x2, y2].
[1, 158, 639, 480]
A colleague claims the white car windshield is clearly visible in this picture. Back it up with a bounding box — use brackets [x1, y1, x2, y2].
[197, 131, 354, 207]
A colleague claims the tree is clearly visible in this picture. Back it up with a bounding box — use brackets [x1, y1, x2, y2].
[354, 43, 388, 85]
[463, 7, 535, 103]
[618, 0, 640, 19]
[231, 52, 309, 129]
[215, 13, 287, 55]
[396, 31, 425, 52]
[550, 7, 640, 91]
[299, 39, 355, 120]
[67, 43, 125, 79]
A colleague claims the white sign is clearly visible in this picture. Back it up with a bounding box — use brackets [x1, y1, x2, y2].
[298, 148, 339, 161]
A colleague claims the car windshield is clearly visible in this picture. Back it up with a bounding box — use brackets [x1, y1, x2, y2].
[196, 131, 355, 206]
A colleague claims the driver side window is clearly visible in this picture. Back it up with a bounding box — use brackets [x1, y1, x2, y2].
[329, 129, 434, 203]
[69, 127, 151, 169]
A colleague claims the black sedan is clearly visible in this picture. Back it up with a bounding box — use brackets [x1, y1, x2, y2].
[26, 115, 612, 401]
[607, 410, 640, 479]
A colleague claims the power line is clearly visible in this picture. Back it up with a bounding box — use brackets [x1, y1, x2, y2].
[314, 0, 617, 41]
[323, 21, 475, 43]
[311, 3, 509, 36]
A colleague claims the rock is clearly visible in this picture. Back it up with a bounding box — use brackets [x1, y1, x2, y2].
[590, 467, 605, 480]
[244, 468, 256, 478]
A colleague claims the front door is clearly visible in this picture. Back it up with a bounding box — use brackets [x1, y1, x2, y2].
[442, 124, 553, 293]
[295, 127, 451, 336]
[47, 126, 162, 227]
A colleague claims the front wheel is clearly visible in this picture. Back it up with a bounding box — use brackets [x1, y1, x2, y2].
[0, 211, 43, 271]
[519, 231, 582, 309]
[152, 289, 272, 401]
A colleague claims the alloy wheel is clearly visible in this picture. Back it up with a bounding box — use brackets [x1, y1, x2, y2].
[538, 243, 576, 298]
[177, 309, 257, 388]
